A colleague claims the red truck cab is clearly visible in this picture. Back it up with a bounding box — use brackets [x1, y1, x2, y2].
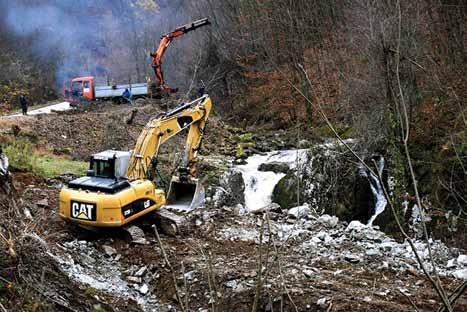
[64, 76, 95, 102]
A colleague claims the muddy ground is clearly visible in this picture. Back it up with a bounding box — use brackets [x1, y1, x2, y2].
[1, 100, 466, 311]
[3, 171, 466, 312]
[0, 99, 239, 160]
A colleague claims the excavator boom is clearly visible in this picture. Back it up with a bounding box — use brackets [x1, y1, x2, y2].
[59, 95, 213, 229]
[127, 95, 212, 181]
[150, 18, 210, 93]
[162, 18, 211, 37]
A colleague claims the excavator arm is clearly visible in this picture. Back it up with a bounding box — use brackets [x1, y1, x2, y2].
[127, 95, 212, 181]
[58, 95, 212, 230]
[150, 18, 210, 93]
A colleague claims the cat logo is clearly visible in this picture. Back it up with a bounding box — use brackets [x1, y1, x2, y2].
[71, 201, 96, 221]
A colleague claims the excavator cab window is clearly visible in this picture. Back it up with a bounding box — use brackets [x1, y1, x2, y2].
[89, 159, 115, 179]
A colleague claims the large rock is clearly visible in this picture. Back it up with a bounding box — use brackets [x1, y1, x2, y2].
[452, 269, 467, 280]
[272, 171, 300, 210]
[457, 255, 467, 266]
[252, 202, 281, 214]
[346, 220, 367, 232]
[318, 214, 339, 228]
[288, 204, 311, 219]
[258, 162, 290, 174]
[352, 167, 374, 223]
[214, 169, 245, 207]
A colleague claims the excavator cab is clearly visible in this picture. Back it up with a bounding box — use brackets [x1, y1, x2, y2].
[67, 150, 131, 194]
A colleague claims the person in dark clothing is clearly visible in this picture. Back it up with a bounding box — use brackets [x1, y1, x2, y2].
[19, 95, 28, 115]
[122, 88, 133, 104]
[198, 87, 205, 97]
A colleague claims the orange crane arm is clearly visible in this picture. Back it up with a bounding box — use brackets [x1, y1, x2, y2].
[150, 18, 210, 93]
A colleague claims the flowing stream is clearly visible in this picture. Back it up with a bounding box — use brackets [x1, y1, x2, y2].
[367, 156, 387, 225]
[236, 149, 308, 212]
[236, 146, 387, 226]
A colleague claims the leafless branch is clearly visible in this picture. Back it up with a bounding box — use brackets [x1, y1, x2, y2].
[393, 2, 451, 309]
[438, 281, 467, 312]
[252, 216, 265, 312]
[200, 248, 219, 312]
[398, 288, 420, 312]
[153, 225, 187, 312]
[264, 213, 299, 312]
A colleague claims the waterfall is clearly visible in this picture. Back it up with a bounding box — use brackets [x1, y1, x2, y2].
[236, 150, 308, 212]
[367, 156, 387, 226]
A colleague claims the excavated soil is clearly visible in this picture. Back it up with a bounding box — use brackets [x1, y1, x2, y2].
[3, 171, 465, 312]
[0, 99, 236, 161]
[1, 100, 466, 311]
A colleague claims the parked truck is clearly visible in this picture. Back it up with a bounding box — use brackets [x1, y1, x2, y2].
[63, 18, 210, 104]
[64, 76, 148, 104]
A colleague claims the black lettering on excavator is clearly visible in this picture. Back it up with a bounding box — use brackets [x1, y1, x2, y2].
[177, 116, 193, 129]
[121, 198, 156, 219]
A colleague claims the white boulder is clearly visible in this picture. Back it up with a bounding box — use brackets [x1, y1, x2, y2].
[452, 269, 467, 280]
[346, 220, 367, 232]
[318, 214, 339, 228]
[288, 204, 311, 219]
[457, 255, 467, 266]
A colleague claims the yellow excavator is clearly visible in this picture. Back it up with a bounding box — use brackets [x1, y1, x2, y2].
[59, 95, 212, 231]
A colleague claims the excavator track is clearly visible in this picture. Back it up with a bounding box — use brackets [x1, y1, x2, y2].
[123, 225, 149, 244]
[154, 208, 191, 236]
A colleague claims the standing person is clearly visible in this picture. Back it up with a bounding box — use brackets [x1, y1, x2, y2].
[19, 94, 28, 115]
[122, 88, 133, 104]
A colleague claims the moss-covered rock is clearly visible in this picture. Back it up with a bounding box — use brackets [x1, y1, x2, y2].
[238, 133, 254, 143]
[258, 162, 290, 174]
[235, 144, 247, 159]
[235, 142, 256, 159]
[222, 124, 245, 134]
[272, 171, 300, 209]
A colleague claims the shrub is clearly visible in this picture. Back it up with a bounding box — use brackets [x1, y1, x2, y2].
[3, 140, 87, 178]
[3, 139, 35, 172]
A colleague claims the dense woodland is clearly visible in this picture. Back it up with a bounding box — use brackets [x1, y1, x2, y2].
[0, 1, 465, 311]
[1, 0, 464, 232]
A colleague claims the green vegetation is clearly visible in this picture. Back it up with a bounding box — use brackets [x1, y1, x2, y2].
[34, 155, 87, 178]
[311, 123, 360, 140]
[84, 287, 98, 298]
[91, 304, 106, 312]
[3, 140, 35, 172]
[3, 140, 87, 178]
[238, 132, 254, 143]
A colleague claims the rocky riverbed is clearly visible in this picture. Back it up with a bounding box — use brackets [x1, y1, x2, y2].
[45, 146, 466, 311]
[2, 140, 465, 311]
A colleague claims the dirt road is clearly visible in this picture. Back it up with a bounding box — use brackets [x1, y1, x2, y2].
[8, 101, 71, 117]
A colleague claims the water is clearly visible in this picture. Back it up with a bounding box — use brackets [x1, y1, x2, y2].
[236, 149, 308, 212]
[366, 156, 387, 226]
[235, 142, 387, 226]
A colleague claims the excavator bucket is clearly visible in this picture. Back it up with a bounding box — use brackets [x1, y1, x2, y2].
[164, 176, 205, 212]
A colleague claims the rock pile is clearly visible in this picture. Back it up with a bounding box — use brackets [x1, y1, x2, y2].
[218, 210, 467, 280]
[51, 240, 161, 310]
